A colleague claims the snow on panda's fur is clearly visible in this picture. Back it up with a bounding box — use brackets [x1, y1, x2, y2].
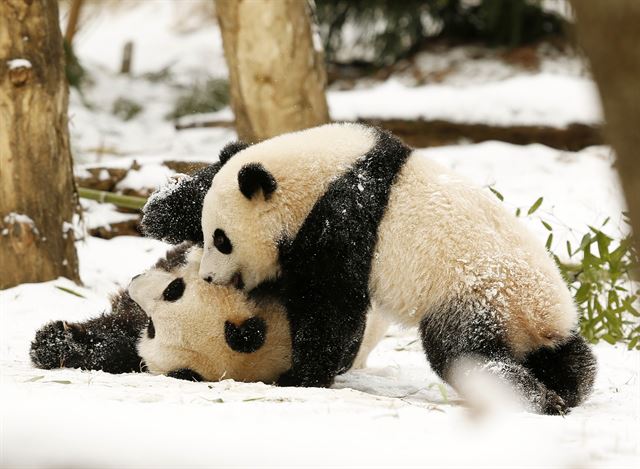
[194, 123, 596, 414]
[130, 242, 388, 382]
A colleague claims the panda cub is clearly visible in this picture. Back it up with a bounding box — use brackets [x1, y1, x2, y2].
[31, 242, 387, 382]
[189, 123, 596, 414]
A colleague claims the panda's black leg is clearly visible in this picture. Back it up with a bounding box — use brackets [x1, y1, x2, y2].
[419, 298, 568, 415]
[523, 333, 597, 408]
[277, 302, 366, 388]
[30, 290, 148, 374]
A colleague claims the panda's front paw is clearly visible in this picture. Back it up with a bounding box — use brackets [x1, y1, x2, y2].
[542, 389, 569, 416]
[30, 320, 89, 370]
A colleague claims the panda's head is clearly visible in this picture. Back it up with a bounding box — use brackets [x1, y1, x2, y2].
[128, 243, 291, 383]
[199, 123, 377, 290]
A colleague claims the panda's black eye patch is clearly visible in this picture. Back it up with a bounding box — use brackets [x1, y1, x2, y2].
[213, 229, 232, 255]
[162, 278, 185, 302]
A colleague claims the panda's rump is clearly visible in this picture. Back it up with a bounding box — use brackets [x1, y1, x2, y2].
[369, 155, 577, 355]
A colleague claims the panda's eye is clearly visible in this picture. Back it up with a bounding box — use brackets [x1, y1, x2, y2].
[162, 278, 185, 302]
[213, 229, 232, 255]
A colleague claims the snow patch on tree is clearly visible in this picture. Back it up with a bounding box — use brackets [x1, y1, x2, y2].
[7, 58, 32, 70]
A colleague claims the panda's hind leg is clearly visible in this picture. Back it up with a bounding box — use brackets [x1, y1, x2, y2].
[419, 298, 567, 415]
[523, 333, 597, 408]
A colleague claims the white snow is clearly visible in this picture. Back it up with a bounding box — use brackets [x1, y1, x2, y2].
[80, 199, 139, 231]
[2, 213, 39, 235]
[329, 75, 603, 127]
[65, 1, 226, 80]
[7, 58, 32, 70]
[115, 163, 176, 192]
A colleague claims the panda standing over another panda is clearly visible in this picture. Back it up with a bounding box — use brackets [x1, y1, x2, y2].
[176, 122, 597, 415]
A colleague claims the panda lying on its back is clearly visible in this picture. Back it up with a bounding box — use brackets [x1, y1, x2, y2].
[173, 123, 596, 414]
[31, 242, 387, 381]
[130, 243, 292, 382]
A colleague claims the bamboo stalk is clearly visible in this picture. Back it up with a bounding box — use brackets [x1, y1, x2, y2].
[78, 187, 147, 210]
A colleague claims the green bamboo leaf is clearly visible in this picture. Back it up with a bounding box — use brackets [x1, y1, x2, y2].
[55, 285, 86, 298]
[541, 220, 552, 231]
[579, 233, 592, 251]
[24, 375, 45, 383]
[545, 233, 553, 250]
[489, 187, 504, 201]
[527, 197, 543, 215]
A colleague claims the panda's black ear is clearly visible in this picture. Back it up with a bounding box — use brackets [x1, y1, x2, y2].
[224, 317, 267, 353]
[219, 141, 250, 166]
[238, 163, 277, 200]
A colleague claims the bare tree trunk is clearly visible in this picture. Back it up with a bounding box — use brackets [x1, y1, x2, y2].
[0, 0, 80, 289]
[570, 1, 640, 252]
[216, 0, 330, 142]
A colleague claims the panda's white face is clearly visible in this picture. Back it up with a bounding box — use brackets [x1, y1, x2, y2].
[199, 123, 376, 290]
[128, 245, 293, 383]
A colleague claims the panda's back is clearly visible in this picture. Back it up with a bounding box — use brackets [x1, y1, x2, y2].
[369, 153, 577, 356]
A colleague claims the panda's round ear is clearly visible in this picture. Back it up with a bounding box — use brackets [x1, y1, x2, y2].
[219, 141, 250, 166]
[238, 163, 277, 200]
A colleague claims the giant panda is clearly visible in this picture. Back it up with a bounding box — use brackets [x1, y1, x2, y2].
[189, 123, 596, 414]
[31, 242, 387, 381]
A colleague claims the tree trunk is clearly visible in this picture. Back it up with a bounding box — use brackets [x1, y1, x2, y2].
[569, 1, 640, 252]
[0, 0, 80, 289]
[216, 0, 330, 142]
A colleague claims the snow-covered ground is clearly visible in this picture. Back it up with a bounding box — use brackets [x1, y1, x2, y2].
[1, 2, 638, 468]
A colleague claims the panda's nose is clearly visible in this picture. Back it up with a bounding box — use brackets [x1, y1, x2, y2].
[204, 276, 213, 283]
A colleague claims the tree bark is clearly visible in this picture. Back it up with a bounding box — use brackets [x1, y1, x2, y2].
[569, 1, 640, 252]
[0, 0, 80, 289]
[216, 0, 330, 142]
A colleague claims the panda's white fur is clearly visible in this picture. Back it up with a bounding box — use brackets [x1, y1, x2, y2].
[370, 155, 576, 357]
[130, 245, 388, 382]
[197, 123, 596, 413]
[200, 123, 377, 288]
